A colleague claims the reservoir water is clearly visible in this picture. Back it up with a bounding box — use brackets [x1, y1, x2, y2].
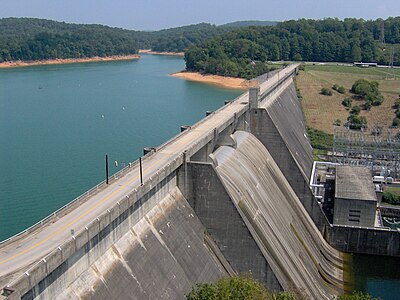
[0, 54, 241, 241]
[0, 54, 398, 299]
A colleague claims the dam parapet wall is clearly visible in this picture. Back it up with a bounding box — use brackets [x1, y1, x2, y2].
[1, 65, 299, 299]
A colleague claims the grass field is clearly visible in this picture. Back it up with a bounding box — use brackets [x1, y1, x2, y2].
[297, 65, 400, 134]
[384, 186, 400, 196]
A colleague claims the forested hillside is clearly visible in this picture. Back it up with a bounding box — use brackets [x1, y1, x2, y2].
[220, 20, 278, 28]
[2, 17, 399, 72]
[0, 18, 237, 62]
[0, 18, 140, 61]
[185, 17, 400, 79]
[141, 23, 232, 52]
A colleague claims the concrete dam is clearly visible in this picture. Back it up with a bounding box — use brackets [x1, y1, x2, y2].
[0, 64, 347, 299]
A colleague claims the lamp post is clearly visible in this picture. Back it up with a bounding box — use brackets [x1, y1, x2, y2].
[105, 154, 109, 184]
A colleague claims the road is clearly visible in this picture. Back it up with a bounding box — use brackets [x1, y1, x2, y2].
[0, 64, 298, 285]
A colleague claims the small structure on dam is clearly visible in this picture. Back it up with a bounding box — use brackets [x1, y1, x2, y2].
[333, 166, 377, 227]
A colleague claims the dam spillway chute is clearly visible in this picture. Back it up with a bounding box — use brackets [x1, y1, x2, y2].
[211, 130, 346, 299]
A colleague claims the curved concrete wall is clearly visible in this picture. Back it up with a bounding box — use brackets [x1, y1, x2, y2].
[212, 131, 346, 299]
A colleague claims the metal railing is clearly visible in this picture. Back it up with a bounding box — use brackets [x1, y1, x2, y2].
[2, 64, 300, 296]
[0, 65, 294, 247]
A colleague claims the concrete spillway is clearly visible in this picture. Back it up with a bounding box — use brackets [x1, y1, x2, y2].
[212, 131, 345, 299]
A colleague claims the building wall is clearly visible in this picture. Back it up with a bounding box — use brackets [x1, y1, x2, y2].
[333, 198, 376, 227]
[328, 224, 400, 257]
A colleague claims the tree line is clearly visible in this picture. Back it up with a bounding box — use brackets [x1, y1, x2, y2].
[0, 18, 241, 62]
[1, 17, 399, 71]
[184, 17, 400, 79]
[0, 18, 140, 61]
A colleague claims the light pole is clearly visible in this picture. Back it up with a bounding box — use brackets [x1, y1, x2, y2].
[105, 154, 109, 184]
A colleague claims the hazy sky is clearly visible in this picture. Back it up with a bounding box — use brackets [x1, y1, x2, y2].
[0, 0, 399, 30]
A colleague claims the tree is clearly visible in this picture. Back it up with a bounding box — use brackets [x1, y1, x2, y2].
[351, 105, 361, 115]
[393, 118, 400, 126]
[186, 274, 295, 300]
[339, 291, 380, 300]
[185, 46, 207, 71]
[351, 79, 384, 106]
[321, 88, 332, 96]
[348, 114, 368, 129]
[342, 98, 352, 108]
[351, 42, 362, 62]
[337, 86, 346, 94]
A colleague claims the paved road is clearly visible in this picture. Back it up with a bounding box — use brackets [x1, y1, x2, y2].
[0, 64, 298, 284]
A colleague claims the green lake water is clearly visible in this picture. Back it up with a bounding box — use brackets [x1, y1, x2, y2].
[0, 54, 241, 240]
[0, 54, 398, 299]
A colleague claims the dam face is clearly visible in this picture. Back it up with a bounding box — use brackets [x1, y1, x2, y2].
[211, 131, 344, 299]
[1, 66, 348, 299]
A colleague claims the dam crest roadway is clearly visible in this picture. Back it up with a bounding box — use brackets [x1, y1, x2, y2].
[0, 64, 346, 299]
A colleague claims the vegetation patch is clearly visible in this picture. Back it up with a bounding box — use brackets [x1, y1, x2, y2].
[186, 274, 295, 299]
[321, 87, 332, 96]
[185, 18, 400, 78]
[342, 98, 353, 108]
[307, 127, 333, 151]
[351, 79, 384, 106]
[186, 274, 378, 300]
[391, 97, 400, 126]
[333, 84, 346, 94]
[297, 65, 400, 134]
[382, 191, 400, 205]
[382, 186, 400, 205]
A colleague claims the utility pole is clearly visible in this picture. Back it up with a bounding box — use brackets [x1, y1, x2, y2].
[139, 157, 143, 185]
[105, 154, 109, 184]
[379, 20, 385, 51]
[388, 47, 395, 80]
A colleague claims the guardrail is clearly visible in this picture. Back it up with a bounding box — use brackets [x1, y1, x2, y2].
[0, 65, 293, 248]
[0, 93, 245, 249]
[0, 138, 162, 247]
[2, 64, 300, 297]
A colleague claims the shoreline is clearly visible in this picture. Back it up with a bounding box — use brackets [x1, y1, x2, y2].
[139, 49, 184, 57]
[170, 71, 254, 90]
[0, 55, 140, 69]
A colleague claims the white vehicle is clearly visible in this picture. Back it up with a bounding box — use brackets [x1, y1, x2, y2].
[373, 176, 385, 183]
[386, 177, 394, 184]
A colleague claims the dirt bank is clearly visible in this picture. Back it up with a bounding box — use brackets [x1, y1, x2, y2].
[0, 55, 140, 69]
[139, 49, 184, 57]
[170, 71, 254, 90]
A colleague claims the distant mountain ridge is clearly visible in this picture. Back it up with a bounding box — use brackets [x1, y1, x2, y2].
[220, 20, 278, 27]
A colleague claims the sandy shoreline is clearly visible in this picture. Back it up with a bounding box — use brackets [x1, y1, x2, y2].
[139, 49, 184, 57]
[0, 55, 140, 69]
[171, 72, 254, 90]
